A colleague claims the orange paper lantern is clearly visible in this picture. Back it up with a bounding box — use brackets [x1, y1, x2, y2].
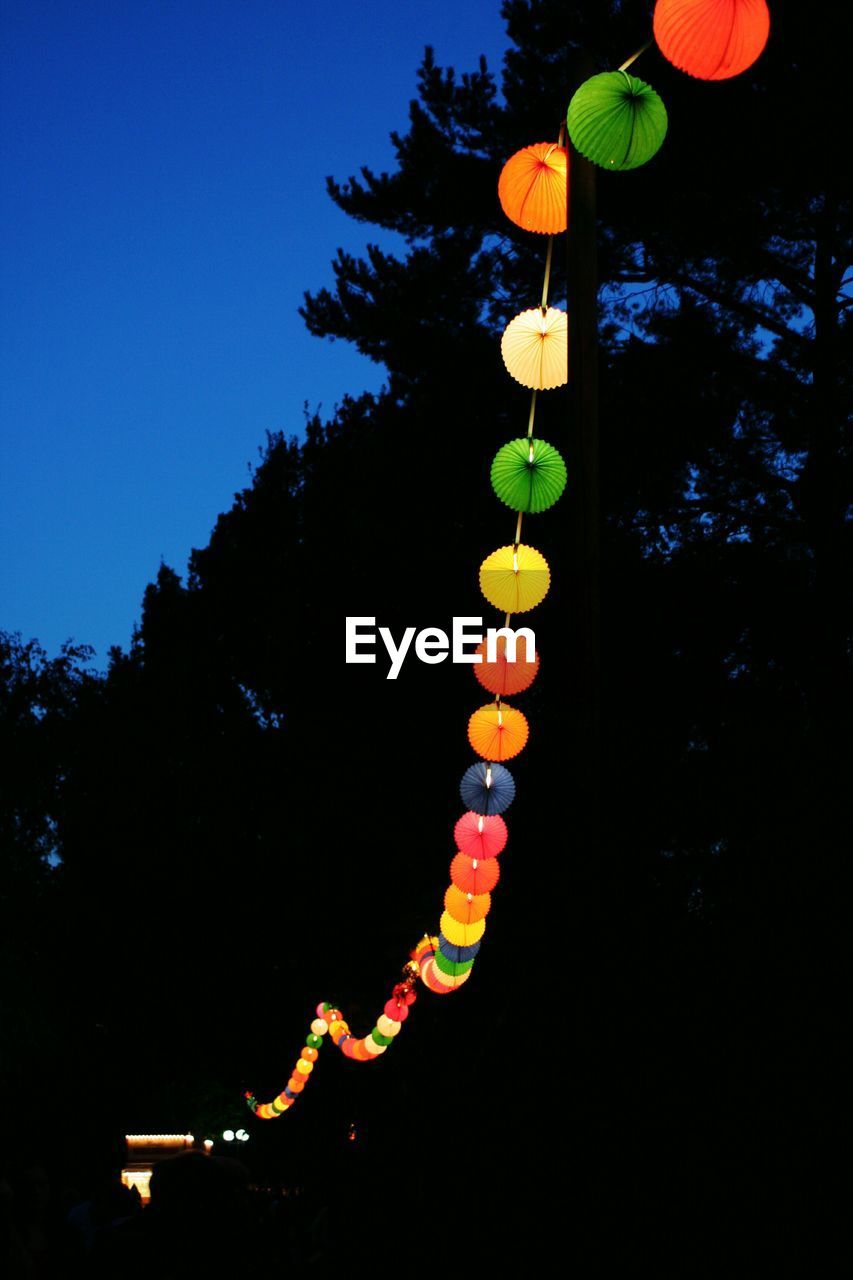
[468, 702, 529, 762]
[450, 851, 501, 896]
[498, 142, 568, 234]
[444, 884, 491, 924]
[474, 632, 540, 697]
[653, 0, 770, 81]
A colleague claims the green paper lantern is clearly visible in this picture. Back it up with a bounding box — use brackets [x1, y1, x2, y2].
[491, 437, 568, 514]
[567, 70, 667, 172]
[434, 950, 476, 978]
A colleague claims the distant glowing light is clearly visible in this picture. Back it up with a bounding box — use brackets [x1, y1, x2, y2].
[223, 1129, 235, 1142]
[121, 1168, 152, 1202]
[125, 1134, 194, 1148]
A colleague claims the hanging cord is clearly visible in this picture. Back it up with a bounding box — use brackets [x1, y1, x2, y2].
[618, 39, 653, 73]
[496, 120, 566, 683]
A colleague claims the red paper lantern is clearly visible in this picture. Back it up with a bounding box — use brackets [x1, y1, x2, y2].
[450, 851, 501, 895]
[454, 811, 508, 860]
[474, 633, 540, 697]
[653, 0, 770, 81]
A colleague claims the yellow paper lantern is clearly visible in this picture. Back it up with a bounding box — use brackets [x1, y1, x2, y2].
[440, 910, 487, 948]
[479, 543, 550, 614]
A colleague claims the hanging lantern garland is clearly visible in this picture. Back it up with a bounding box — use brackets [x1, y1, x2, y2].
[245, 9, 770, 1121]
[246, 135, 564, 1116]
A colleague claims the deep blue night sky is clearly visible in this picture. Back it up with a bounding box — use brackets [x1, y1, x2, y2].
[1, 1, 510, 663]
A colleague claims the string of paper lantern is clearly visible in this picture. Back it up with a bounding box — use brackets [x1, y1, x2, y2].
[245, 4, 770, 1120]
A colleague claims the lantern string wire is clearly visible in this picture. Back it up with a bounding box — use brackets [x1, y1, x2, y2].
[618, 38, 653, 73]
[500, 120, 562, 691]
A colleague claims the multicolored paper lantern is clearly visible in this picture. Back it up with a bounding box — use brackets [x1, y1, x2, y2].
[567, 71, 668, 172]
[501, 306, 568, 390]
[498, 142, 568, 234]
[491, 436, 568, 514]
[653, 0, 770, 80]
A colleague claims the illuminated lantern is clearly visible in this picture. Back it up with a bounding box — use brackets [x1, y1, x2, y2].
[454, 811, 508, 860]
[440, 910, 486, 948]
[439, 934, 481, 964]
[384, 998, 408, 1022]
[501, 306, 568, 389]
[480, 543, 550, 614]
[567, 71, 667, 171]
[468, 701, 529, 763]
[296, 1059, 313, 1075]
[450, 851, 500, 895]
[376, 1014, 401, 1037]
[445, 884, 491, 924]
[498, 142, 568, 234]
[474, 634, 539, 697]
[421, 960, 459, 994]
[460, 761, 516, 815]
[434, 948, 475, 977]
[653, 0, 770, 80]
[491, 437, 568, 514]
[301, 1047, 318, 1063]
[310, 1018, 329, 1036]
[429, 962, 472, 992]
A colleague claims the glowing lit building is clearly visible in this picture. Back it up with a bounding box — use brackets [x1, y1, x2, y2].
[121, 1133, 195, 1204]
